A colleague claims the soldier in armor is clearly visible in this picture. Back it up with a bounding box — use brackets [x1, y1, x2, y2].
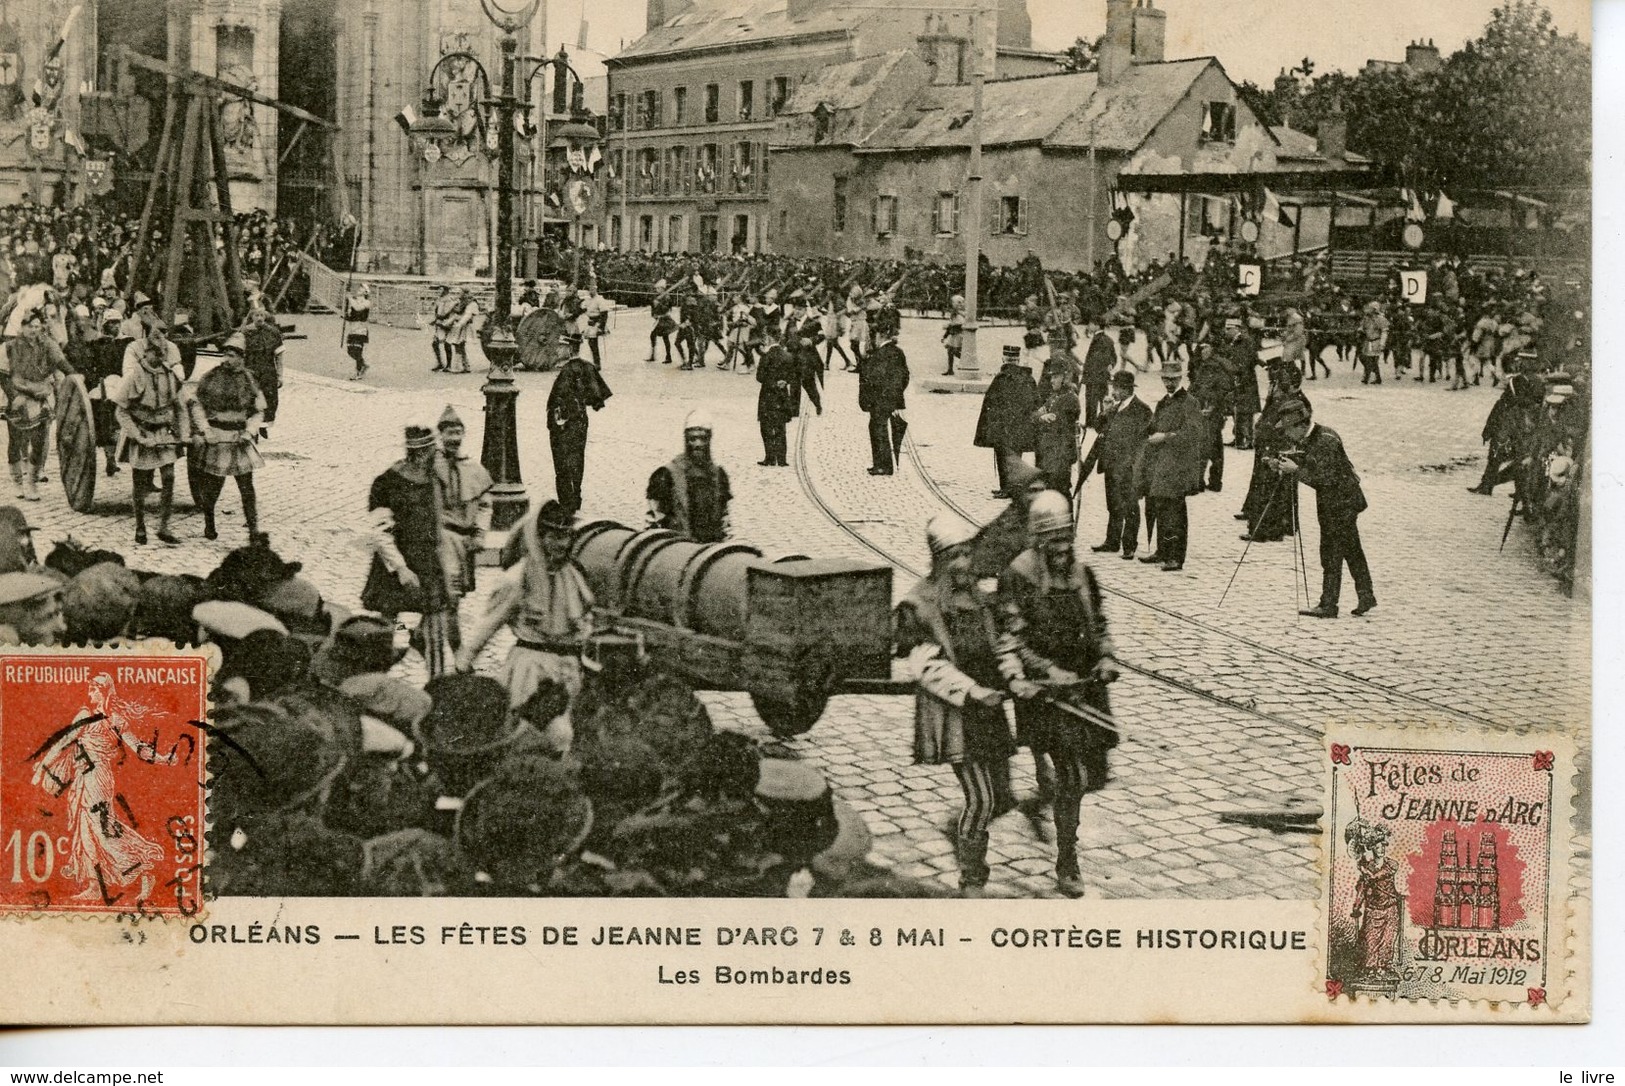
[997, 491, 1119, 898]
[433, 405, 493, 652]
[0, 307, 75, 502]
[112, 314, 188, 545]
[895, 514, 1020, 896]
[185, 332, 265, 542]
[647, 411, 732, 543]
[361, 425, 453, 678]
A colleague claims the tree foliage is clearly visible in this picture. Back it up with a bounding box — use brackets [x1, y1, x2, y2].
[1248, 1, 1588, 190]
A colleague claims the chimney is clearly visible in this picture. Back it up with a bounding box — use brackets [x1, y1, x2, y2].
[646, 0, 695, 32]
[997, 0, 1033, 49]
[1098, 0, 1133, 86]
[1316, 113, 1347, 165]
[1404, 38, 1442, 74]
[1130, 0, 1165, 65]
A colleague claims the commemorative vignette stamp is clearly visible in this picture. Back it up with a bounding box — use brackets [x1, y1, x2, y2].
[0, 650, 209, 918]
[1323, 731, 1574, 1008]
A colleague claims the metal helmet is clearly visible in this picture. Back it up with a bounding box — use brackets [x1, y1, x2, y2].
[1027, 491, 1073, 540]
[926, 515, 978, 558]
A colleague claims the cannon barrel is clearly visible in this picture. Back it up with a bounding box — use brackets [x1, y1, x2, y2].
[566, 520, 893, 736]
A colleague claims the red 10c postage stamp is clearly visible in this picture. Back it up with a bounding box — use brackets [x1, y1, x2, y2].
[1325, 730, 1576, 1008]
[0, 650, 209, 918]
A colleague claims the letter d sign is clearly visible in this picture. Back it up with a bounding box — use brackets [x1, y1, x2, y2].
[1401, 270, 1429, 305]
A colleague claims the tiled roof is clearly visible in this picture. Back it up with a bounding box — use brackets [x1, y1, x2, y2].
[778, 51, 912, 115]
[857, 58, 1215, 154]
[613, 0, 855, 62]
[1270, 124, 1370, 164]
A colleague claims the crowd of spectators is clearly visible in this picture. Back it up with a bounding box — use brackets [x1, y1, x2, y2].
[0, 529, 933, 900]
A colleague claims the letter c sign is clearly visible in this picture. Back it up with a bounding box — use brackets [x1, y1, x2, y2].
[1237, 264, 1262, 297]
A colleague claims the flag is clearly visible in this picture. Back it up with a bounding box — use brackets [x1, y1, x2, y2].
[1263, 187, 1295, 229]
[587, 145, 602, 174]
[1404, 188, 1426, 223]
[393, 105, 420, 135]
[62, 128, 85, 155]
[1436, 192, 1456, 220]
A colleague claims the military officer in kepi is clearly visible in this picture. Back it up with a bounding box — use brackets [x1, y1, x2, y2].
[997, 491, 1120, 898]
[647, 411, 732, 543]
[186, 332, 266, 543]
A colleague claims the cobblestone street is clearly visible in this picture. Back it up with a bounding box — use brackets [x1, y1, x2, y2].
[19, 309, 1588, 900]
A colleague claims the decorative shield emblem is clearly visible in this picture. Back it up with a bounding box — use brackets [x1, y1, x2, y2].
[55, 375, 97, 513]
[26, 106, 51, 153]
[444, 144, 471, 166]
[423, 141, 442, 164]
[0, 52, 20, 88]
[567, 179, 592, 217]
[84, 157, 112, 195]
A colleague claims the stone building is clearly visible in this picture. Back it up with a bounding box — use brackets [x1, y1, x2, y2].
[0, 0, 103, 207]
[770, 0, 1351, 274]
[604, 0, 1055, 256]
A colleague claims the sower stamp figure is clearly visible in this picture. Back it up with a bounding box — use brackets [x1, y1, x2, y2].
[647, 411, 732, 543]
[186, 332, 265, 542]
[998, 491, 1120, 898]
[546, 340, 613, 514]
[0, 307, 74, 502]
[362, 425, 453, 677]
[895, 515, 1020, 897]
[113, 315, 188, 546]
[434, 406, 493, 653]
[1276, 400, 1378, 619]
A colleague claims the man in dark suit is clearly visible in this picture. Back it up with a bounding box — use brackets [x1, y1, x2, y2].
[1079, 369, 1152, 558]
[974, 345, 1040, 497]
[754, 320, 797, 467]
[1276, 401, 1377, 618]
[1138, 359, 1205, 571]
[1081, 323, 1119, 424]
[859, 327, 909, 475]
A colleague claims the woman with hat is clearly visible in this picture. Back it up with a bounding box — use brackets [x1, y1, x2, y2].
[895, 514, 1021, 896]
[0, 306, 75, 502]
[187, 331, 266, 542]
[113, 313, 189, 545]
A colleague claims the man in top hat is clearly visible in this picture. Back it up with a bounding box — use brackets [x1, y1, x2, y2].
[430, 284, 459, 372]
[458, 499, 595, 742]
[860, 322, 910, 476]
[997, 490, 1119, 897]
[647, 411, 732, 542]
[434, 405, 493, 651]
[113, 311, 189, 545]
[1275, 400, 1376, 618]
[361, 425, 453, 678]
[186, 331, 266, 542]
[1138, 358, 1205, 571]
[974, 345, 1040, 496]
[547, 341, 614, 515]
[0, 306, 75, 502]
[1079, 368, 1153, 559]
[0, 570, 66, 645]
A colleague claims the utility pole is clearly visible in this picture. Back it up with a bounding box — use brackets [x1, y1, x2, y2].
[957, 1, 987, 381]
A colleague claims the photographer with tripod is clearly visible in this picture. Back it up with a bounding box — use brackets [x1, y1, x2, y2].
[1274, 402, 1378, 619]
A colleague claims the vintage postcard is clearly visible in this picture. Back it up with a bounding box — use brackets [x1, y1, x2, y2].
[0, 0, 1591, 1025]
